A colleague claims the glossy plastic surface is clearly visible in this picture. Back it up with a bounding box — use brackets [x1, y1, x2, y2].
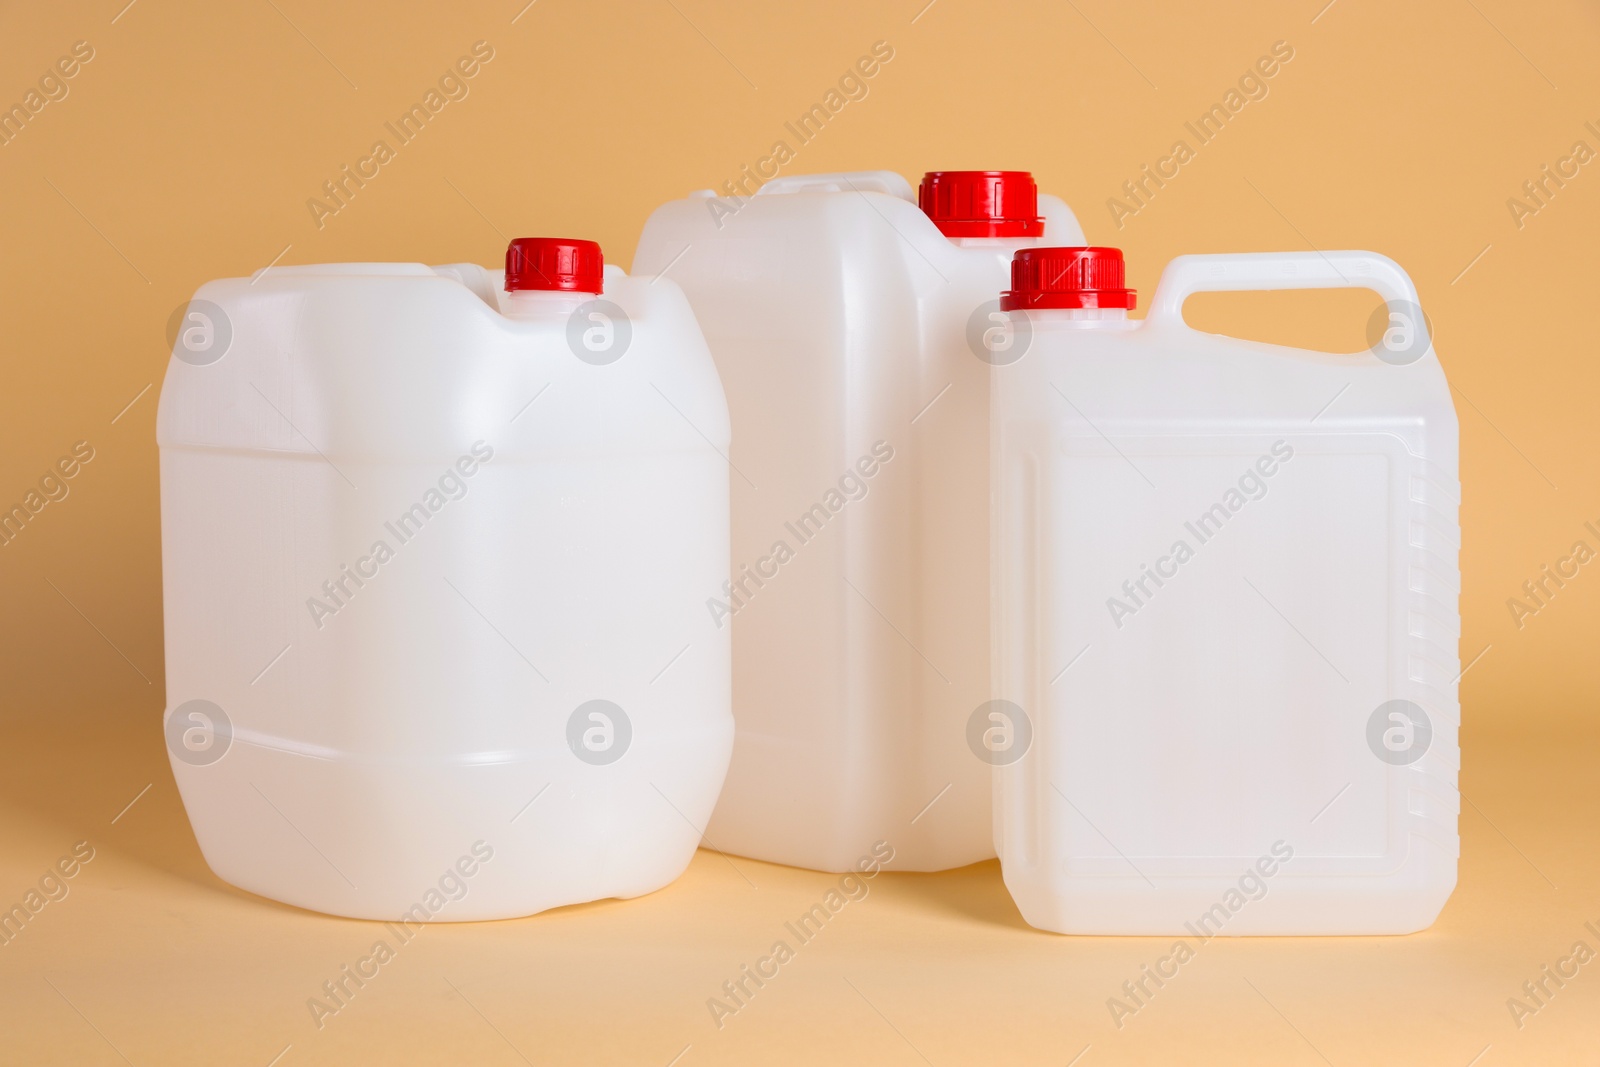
[158, 261, 732, 920]
[634, 170, 1086, 871]
[992, 251, 1460, 934]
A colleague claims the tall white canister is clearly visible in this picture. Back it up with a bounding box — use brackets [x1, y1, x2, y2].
[634, 170, 1086, 872]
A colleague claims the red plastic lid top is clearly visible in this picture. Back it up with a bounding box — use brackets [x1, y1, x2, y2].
[1000, 246, 1136, 311]
[504, 237, 603, 293]
[919, 171, 1043, 238]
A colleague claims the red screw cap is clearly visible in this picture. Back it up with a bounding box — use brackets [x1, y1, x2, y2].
[1001, 247, 1136, 311]
[504, 238, 603, 293]
[919, 171, 1044, 238]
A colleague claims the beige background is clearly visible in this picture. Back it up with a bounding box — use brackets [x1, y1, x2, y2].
[1, 0, 1597, 1063]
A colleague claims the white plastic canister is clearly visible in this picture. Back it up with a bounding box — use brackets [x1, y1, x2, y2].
[634, 170, 1086, 872]
[992, 247, 1459, 934]
[158, 239, 732, 920]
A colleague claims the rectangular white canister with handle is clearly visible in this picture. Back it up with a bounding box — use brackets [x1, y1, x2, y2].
[991, 248, 1460, 934]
